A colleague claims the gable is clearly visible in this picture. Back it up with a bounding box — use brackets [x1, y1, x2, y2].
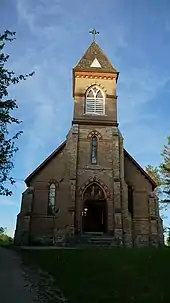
[25, 141, 66, 186]
[124, 149, 157, 189]
[25, 141, 156, 189]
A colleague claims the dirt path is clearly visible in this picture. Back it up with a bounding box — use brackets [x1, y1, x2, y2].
[0, 246, 38, 302]
[0, 247, 66, 303]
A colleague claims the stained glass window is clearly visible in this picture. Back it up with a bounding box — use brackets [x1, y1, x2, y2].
[91, 136, 98, 164]
[48, 183, 56, 215]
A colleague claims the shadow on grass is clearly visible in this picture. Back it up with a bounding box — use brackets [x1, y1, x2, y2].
[17, 247, 170, 303]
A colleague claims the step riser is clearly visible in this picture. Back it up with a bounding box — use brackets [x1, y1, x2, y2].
[78, 236, 118, 247]
[66, 234, 120, 247]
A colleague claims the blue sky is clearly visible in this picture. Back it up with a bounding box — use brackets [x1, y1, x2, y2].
[0, 0, 170, 236]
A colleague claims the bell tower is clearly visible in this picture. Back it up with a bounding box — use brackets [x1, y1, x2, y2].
[66, 31, 130, 245]
[72, 37, 119, 126]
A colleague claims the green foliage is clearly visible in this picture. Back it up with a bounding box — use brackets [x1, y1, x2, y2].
[167, 229, 170, 246]
[160, 136, 170, 204]
[0, 234, 13, 245]
[0, 226, 13, 245]
[0, 226, 6, 234]
[0, 30, 34, 196]
[145, 165, 162, 195]
[146, 136, 170, 206]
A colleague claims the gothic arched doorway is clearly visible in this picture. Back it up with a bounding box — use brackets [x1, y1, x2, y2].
[82, 183, 107, 233]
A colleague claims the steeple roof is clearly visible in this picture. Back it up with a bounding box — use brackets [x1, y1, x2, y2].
[74, 41, 118, 74]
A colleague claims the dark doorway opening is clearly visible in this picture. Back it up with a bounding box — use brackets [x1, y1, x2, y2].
[82, 183, 107, 233]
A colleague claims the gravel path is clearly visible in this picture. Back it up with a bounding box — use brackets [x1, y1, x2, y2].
[0, 247, 66, 303]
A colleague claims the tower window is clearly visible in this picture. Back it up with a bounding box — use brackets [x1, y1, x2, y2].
[48, 183, 56, 215]
[85, 86, 105, 115]
[91, 136, 98, 164]
[128, 185, 134, 218]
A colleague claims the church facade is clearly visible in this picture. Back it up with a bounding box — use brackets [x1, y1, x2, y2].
[14, 40, 164, 247]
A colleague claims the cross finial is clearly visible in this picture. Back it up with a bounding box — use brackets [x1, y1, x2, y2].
[89, 28, 99, 41]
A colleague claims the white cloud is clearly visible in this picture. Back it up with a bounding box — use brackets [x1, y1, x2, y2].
[115, 64, 170, 170]
[119, 67, 169, 105]
[7, 39, 70, 175]
[0, 197, 18, 207]
[16, 0, 69, 40]
[118, 66, 170, 129]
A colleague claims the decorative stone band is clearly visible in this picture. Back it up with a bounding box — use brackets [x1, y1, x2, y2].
[74, 92, 117, 99]
[68, 207, 75, 212]
[74, 71, 117, 80]
[114, 208, 122, 213]
[72, 119, 119, 127]
[150, 215, 159, 220]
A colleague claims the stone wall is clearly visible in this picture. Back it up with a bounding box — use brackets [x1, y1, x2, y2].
[14, 125, 164, 248]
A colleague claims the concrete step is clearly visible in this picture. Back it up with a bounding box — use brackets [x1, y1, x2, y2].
[65, 232, 121, 247]
[77, 234, 118, 247]
[89, 237, 116, 247]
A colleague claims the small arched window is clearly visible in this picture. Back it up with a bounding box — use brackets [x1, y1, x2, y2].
[48, 183, 56, 215]
[85, 86, 105, 115]
[91, 136, 98, 164]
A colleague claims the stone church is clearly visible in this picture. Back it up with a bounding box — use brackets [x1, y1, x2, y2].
[14, 38, 164, 247]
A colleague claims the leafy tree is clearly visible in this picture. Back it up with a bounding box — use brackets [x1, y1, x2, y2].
[0, 30, 34, 196]
[145, 165, 162, 197]
[167, 228, 170, 246]
[160, 136, 170, 204]
[146, 136, 170, 237]
[0, 226, 6, 235]
[0, 227, 13, 245]
[146, 136, 170, 205]
[145, 164, 166, 217]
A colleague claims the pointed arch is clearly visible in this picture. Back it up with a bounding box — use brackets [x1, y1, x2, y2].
[85, 85, 105, 115]
[83, 183, 105, 202]
[79, 176, 111, 201]
[91, 135, 98, 164]
[82, 183, 107, 232]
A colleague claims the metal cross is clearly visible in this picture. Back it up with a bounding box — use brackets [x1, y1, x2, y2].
[89, 28, 99, 41]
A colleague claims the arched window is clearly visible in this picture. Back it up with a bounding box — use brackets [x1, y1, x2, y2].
[85, 86, 105, 115]
[128, 185, 134, 218]
[48, 183, 56, 215]
[83, 183, 105, 202]
[91, 136, 98, 164]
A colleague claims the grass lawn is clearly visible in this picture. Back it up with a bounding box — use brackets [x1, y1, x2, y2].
[20, 247, 170, 303]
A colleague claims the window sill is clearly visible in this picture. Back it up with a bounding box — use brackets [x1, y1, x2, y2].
[83, 113, 107, 116]
[84, 164, 101, 170]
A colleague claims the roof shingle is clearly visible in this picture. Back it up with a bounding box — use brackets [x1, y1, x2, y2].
[74, 41, 118, 74]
